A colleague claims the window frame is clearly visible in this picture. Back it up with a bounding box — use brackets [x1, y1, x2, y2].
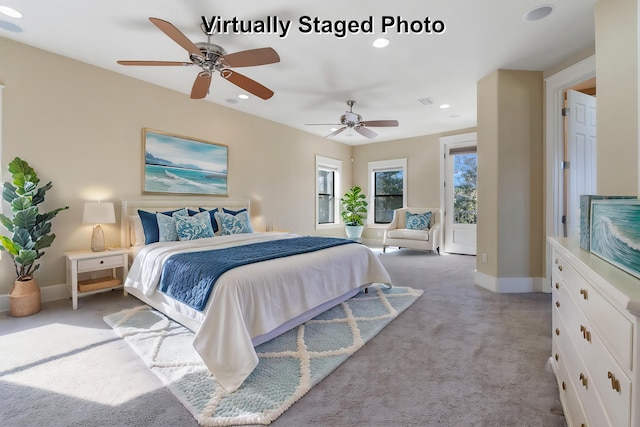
[315, 155, 342, 229]
[368, 158, 407, 226]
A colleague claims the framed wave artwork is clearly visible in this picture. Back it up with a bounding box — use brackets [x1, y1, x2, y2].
[142, 128, 228, 196]
[590, 198, 640, 279]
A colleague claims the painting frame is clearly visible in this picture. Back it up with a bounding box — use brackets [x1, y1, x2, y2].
[142, 128, 229, 196]
[590, 198, 640, 280]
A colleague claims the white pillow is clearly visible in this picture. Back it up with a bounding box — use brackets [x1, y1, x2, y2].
[129, 215, 145, 247]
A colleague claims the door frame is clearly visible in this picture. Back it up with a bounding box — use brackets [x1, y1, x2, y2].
[440, 132, 477, 254]
[544, 55, 595, 290]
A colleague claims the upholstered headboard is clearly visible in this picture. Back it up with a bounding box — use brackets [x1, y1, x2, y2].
[120, 197, 250, 248]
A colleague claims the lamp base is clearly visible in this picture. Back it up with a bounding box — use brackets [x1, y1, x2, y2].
[91, 225, 105, 252]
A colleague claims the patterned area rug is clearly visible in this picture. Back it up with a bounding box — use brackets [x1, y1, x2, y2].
[104, 285, 422, 426]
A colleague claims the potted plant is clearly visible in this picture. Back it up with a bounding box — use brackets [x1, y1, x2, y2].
[340, 186, 368, 239]
[0, 157, 68, 317]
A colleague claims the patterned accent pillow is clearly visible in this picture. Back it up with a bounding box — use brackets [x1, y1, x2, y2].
[406, 211, 432, 230]
[198, 207, 219, 234]
[214, 210, 254, 235]
[156, 212, 178, 242]
[174, 211, 214, 241]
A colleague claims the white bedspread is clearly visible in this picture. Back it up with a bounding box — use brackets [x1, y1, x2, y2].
[125, 232, 391, 392]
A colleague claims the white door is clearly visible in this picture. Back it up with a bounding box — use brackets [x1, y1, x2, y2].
[444, 143, 477, 255]
[565, 89, 597, 238]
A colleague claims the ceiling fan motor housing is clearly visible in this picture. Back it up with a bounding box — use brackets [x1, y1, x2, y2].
[342, 111, 362, 127]
[191, 42, 227, 72]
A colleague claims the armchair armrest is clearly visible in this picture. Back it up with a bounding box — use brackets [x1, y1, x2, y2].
[428, 224, 441, 253]
[386, 210, 400, 231]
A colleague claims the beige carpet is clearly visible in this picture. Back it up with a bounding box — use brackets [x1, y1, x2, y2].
[0, 249, 564, 426]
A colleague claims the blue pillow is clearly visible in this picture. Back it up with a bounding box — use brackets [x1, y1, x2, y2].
[223, 207, 247, 215]
[138, 208, 188, 244]
[198, 207, 219, 233]
[406, 211, 432, 230]
[174, 211, 214, 241]
[214, 210, 253, 235]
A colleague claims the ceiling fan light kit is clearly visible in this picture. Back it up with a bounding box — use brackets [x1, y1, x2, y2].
[118, 17, 279, 100]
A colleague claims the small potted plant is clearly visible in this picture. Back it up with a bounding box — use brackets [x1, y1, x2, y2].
[340, 186, 368, 239]
[0, 157, 68, 317]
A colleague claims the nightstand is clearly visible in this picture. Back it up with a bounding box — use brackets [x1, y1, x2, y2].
[65, 249, 129, 310]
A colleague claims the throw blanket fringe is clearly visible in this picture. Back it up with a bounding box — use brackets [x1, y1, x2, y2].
[159, 236, 357, 310]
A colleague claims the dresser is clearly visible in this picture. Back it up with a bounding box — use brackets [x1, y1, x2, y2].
[549, 237, 640, 427]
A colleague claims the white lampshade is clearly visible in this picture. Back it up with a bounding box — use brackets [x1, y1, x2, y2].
[83, 202, 115, 225]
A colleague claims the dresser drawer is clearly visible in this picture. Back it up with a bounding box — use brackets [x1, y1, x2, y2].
[558, 313, 610, 427]
[77, 254, 123, 272]
[554, 346, 589, 427]
[559, 258, 633, 371]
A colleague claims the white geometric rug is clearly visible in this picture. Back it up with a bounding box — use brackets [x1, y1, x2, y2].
[104, 284, 422, 426]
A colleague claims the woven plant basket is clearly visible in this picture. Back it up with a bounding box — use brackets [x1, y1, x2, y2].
[9, 277, 41, 317]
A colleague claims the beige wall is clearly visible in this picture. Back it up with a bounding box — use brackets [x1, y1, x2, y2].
[0, 37, 352, 294]
[351, 129, 475, 241]
[595, 0, 638, 195]
[476, 70, 544, 279]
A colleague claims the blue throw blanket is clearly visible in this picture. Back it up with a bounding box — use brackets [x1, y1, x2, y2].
[158, 236, 358, 311]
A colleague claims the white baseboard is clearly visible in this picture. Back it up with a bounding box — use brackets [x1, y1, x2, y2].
[0, 283, 69, 313]
[474, 270, 545, 293]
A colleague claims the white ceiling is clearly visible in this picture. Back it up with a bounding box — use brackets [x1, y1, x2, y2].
[0, 0, 596, 145]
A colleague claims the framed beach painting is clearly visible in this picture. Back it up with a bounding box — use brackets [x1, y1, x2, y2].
[142, 128, 228, 196]
[590, 198, 640, 279]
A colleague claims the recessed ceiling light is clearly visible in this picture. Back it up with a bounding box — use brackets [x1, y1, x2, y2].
[524, 4, 554, 22]
[225, 98, 239, 104]
[0, 6, 22, 18]
[440, 104, 450, 109]
[0, 19, 21, 32]
[238, 94, 249, 100]
[417, 97, 434, 106]
[373, 37, 390, 48]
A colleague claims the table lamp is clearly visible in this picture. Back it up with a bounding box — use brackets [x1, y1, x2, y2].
[83, 201, 116, 252]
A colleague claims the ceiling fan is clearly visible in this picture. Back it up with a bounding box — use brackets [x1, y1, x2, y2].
[117, 17, 280, 100]
[306, 100, 399, 139]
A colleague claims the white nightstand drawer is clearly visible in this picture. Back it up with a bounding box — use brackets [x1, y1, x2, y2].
[77, 254, 123, 271]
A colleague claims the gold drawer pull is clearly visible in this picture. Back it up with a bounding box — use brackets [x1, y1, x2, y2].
[555, 301, 560, 308]
[561, 381, 566, 390]
[555, 328, 560, 336]
[579, 325, 592, 343]
[554, 353, 559, 361]
[608, 372, 621, 393]
[579, 373, 588, 389]
[555, 282, 560, 289]
[558, 265, 563, 272]
[579, 289, 588, 300]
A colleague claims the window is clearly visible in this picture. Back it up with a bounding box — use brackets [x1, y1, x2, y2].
[368, 159, 407, 224]
[315, 156, 342, 228]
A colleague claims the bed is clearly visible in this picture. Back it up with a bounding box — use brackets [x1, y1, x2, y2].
[121, 197, 392, 392]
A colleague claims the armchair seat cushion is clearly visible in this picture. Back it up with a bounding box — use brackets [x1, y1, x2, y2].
[386, 228, 429, 241]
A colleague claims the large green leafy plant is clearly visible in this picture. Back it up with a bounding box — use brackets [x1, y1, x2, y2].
[0, 157, 68, 281]
[340, 186, 368, 226]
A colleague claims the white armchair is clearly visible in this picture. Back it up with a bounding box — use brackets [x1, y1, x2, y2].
[383, 208, 442, 254]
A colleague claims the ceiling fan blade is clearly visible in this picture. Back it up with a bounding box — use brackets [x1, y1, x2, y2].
[356, 126, 378, 139]
[149, 17, 203, 58]
[360, 120, 399, 127]
[221, 48, 280, 68]
[222, 70, 274, 100]
[191, 72, 212, 99]
[325, 127, 347, 138]
[117, 60, 192, 66]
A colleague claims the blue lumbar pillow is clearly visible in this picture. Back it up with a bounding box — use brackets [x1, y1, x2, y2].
[406, 211, 432, 230]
